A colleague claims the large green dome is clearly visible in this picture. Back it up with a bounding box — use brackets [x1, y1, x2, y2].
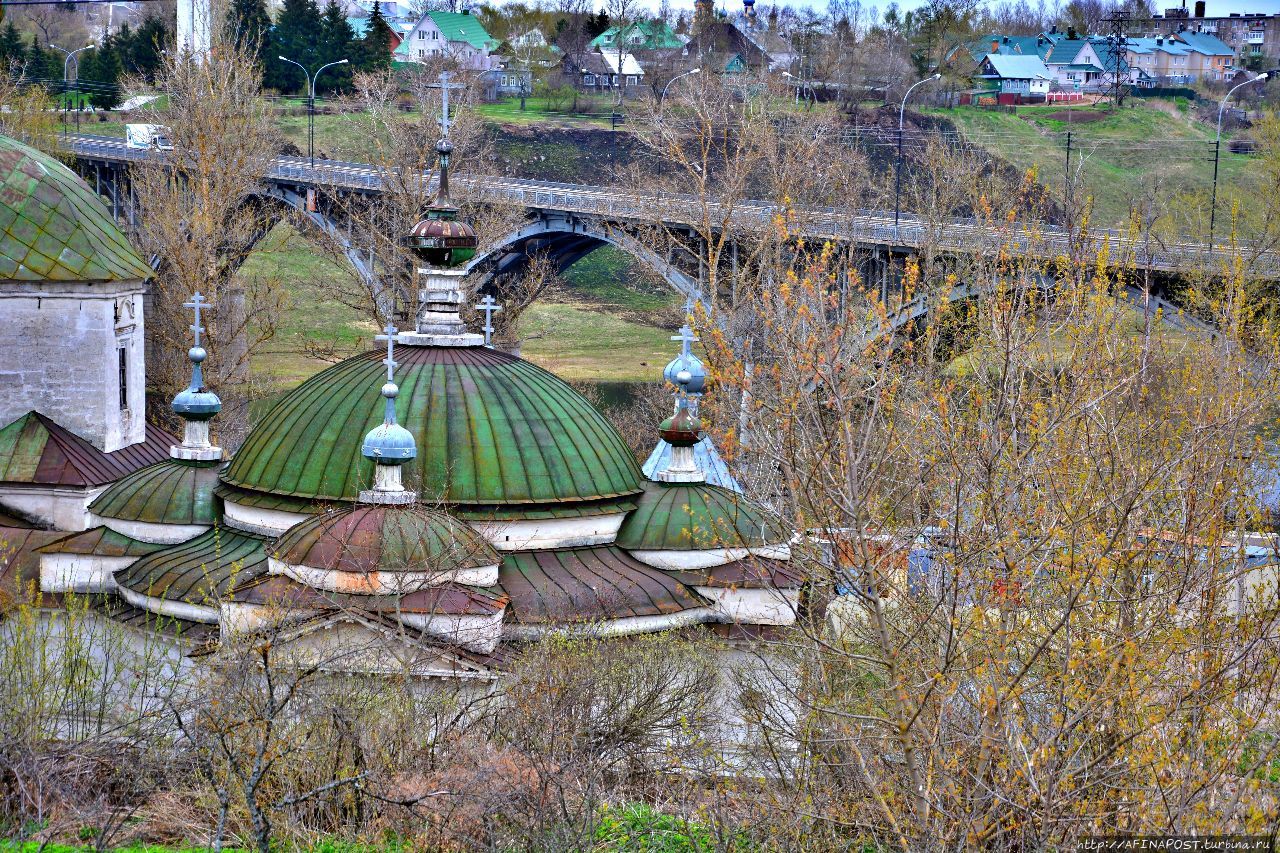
[0, 135, 152, 282]
[223, 346, 643, 507]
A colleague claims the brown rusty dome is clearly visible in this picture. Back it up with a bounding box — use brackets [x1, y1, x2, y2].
[273, 504, 498, 579]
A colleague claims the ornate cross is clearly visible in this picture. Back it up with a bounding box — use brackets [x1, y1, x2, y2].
[474, 295, 502, 346]
[183, 292, 209, 347]
[671, 323, 697, 359]
[375, 323, 399, 381]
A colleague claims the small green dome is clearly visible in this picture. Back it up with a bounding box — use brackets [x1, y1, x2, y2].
[272, 504, 497, 576]
[223, 346, 643, 507]
[0, 135, 152, 281]
[90, 459, 221, 526]
[615, 482, 788, 551]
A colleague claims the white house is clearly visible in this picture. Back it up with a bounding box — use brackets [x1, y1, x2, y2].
[395, 9, 498, 70]
[977, 53, 1053, 97]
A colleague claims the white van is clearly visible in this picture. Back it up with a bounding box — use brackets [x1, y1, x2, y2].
[125, 124, 174, 151]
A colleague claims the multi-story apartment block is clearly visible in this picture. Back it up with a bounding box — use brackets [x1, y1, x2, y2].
[1146, 3, 1279, 68]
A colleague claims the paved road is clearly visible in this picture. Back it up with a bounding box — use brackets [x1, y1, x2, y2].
[67, 133, 1280, 279]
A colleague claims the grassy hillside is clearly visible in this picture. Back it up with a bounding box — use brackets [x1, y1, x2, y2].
[925, 100, 1253, 228]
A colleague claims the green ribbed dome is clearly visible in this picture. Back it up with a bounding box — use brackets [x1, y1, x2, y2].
[0, 135, 152, 281]
[223, 346, 643, 506]
[615, 482, 788, 551]
[90, 459, 221, 526]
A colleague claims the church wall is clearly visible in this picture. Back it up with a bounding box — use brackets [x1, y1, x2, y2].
[223, 499, 309, 536]
[395, 608, 505, 654]
[474, 513, 627, 551]
[40, 552, 131, 593]
[0, 483, 105, 531]
[0, 282, 146, 453]
[94, 516, 211, 545]
[695, 586, 800, 626]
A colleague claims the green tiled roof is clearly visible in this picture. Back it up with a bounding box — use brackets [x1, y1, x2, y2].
[222, 346, 643, 507]
[115, 526, 268, 606]
[426, 11, 497, 51]
[89, 459, 221, 526]
[0, 135, 151, 282]
[615, 482, 788, 551]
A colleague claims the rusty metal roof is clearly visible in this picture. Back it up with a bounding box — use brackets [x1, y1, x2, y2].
[223, 345, 643, 507]
[271, 504, 498, 578]
[0, 525, 66, 604]
[37, 525, 167, 559]
[0, 135, 152, 282]
[615, 482, 789, 551]
[229, 572, 506, 616]
[0, 412, 175, 487]
[114, 525, 269, 607]
[667, 556, 802, 590]
[89, 459, 221, 526]
[496, 545, 707, 625]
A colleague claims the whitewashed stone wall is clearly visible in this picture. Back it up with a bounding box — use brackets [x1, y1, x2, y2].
[0, 281, 147, 452]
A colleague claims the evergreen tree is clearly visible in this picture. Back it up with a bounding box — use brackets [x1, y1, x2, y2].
[587, 10, 610, 37]
[127, 17, 171, 83]
[268, 0, 322, 92]
[0, 22, 23, 74]
[26, 36, 59, 88]
[318, 0, 355, 92]
[225, 0, 273, 69]
[358, 1, 393, 72]
[78, 42, 122, 110]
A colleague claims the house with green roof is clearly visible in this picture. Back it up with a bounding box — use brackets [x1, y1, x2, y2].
[590, 20, 684, 52]
[397, 8, 498, 70]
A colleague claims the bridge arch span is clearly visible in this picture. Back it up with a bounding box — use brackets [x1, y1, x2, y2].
[463, 214, 699, 298]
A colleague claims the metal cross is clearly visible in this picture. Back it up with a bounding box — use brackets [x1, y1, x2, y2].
[375, 323, 399, 381]
[474, 295, 502, 346]
[431, 70, 463, 138]
[183, 292, 209, 347]
[671, 323, 697, 359]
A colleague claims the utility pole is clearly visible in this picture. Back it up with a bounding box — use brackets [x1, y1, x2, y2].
[1064, 130, 1072, 231]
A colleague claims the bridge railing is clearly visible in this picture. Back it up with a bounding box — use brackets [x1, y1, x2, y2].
[65, 133, 1280, 279]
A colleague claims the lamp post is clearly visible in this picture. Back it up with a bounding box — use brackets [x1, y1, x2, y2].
[50, 43, 94, 121]
[1210, 71, 1268, 252]
[278, 56, 348, 167]
[895, 73, 940, 234]
[660, 67, 700, 106]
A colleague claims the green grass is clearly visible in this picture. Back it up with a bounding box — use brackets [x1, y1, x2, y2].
[925, 100, 1253, 228]
[476, 95, 615, 127]
[238, 223, 375, 389]
[514, 301, 673, 382]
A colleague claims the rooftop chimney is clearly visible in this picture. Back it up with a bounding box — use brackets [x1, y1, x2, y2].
[992, 38, 999, 53]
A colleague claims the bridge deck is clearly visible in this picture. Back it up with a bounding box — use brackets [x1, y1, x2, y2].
[66, 134, 1280, 279]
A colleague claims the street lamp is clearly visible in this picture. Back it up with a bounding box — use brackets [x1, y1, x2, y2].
[278, 56, 348, 167]
[660, 67, 700, 106]
[895, 72, 941, 233]
[50, 43, 94, 118]
[782, 69, 808, 105]
[1209, 70, 1268, 251]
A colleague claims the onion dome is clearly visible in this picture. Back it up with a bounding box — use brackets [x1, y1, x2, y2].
[223, 345, 642, 508]
[361, 326, 417, 503]
[405, 138, 478, 268]
[616, 481, 788, 553]
[659, 405, 701, 448]
[270, 504, 501, 593]
[663, 324, 707, 395]
[170, 293, 222, 463]
[0, 135, 152, 282]
[171, 347, 221, 421]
